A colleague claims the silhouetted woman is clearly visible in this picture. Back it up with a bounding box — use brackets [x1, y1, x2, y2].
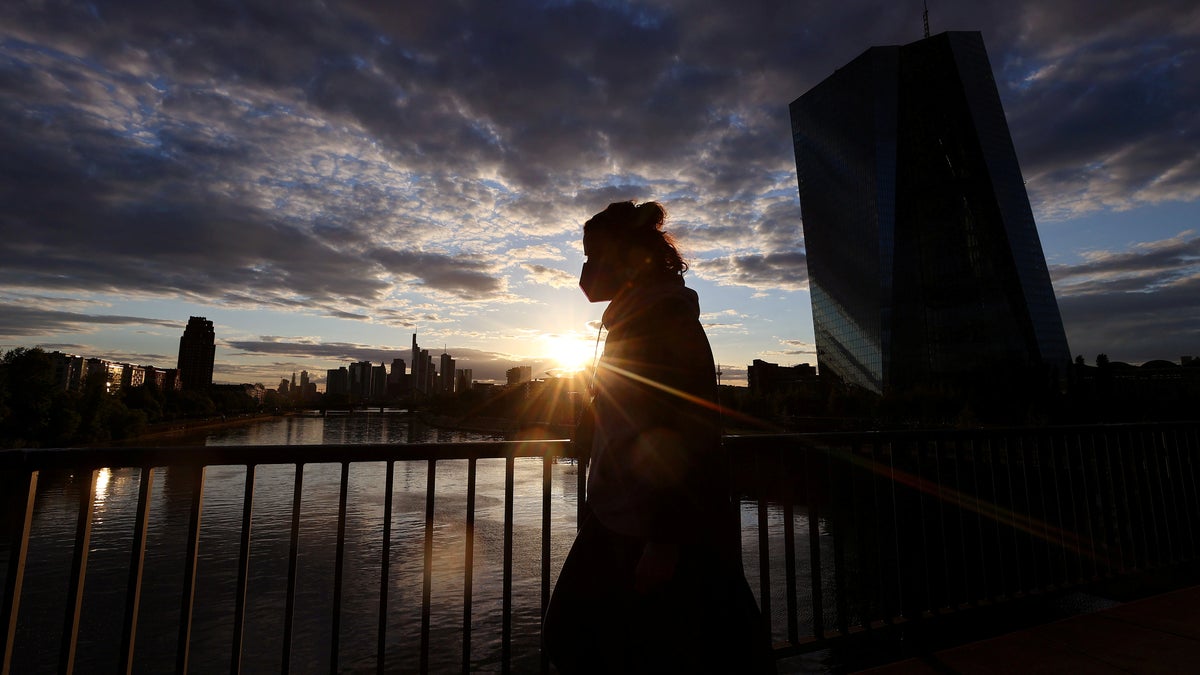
[544, 201, 771, 673]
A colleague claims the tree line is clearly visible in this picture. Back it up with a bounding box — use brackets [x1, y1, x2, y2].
[0, 347, 260, 448]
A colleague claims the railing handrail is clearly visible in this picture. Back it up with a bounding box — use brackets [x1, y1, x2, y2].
[7, 419, 1195, 469]
[0, 439, 575, 472]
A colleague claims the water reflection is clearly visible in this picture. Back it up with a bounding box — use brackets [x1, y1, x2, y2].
[93, 467, 111, 504]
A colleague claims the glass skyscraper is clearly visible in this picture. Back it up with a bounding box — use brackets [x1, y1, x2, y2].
[791, 31, 1070, 395]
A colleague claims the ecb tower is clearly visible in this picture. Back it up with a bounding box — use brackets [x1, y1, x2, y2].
[790, 31, 1070, 396]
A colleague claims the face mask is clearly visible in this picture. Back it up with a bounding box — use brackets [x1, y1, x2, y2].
[579, 260, 620, 302]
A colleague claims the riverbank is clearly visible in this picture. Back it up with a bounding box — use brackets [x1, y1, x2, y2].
[100, 412, 282, 446]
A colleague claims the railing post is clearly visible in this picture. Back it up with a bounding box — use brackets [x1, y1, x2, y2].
[501, 455, 515, 674]
[462, 457, 477, 675]
[60, 469, 97, 675]
[176, 466, 206, 675]
[332, 462, 350, 674]
[420, 459, 437, 674]
[281, 464, 303, 673]
[2, 470, 38, 675]
[230, 464, 255, 675]
[119, 467, 156, 675]
[541, 452, 552, 674]
[378, 460, 395, 674]
[804, 443, 824, 641]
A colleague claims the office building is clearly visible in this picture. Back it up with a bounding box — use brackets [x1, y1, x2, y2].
[177, 316, 216, 391]
[790, 31, 1070, 395]
[440, 351, 456, 394]
[326, 367, 350, 396]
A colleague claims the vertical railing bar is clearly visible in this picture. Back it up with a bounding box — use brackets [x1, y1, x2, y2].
[1176, 428, 1198, 556]
[59, 469, 98, 675]
[1089, 433, 1111, 578]
[1165, 429, 1188, 561]
[230, 464, 256, 675]
[887, 439, 904, 618]
[953, 438, 971, 602]
[331, 462, 350, 674]
[916, 439, 933, 610]
[933, 438, 951, 607]
[501, 455, 515, 674]
[2, 470, 38, 675]
[541, 453, 552, 675]
[419, 458, 436, 675]
[1107, 434, 1127, 572]
[1115, 433, 1136, 570]
[831, 443, 849, 634]
[1132, 427, 1152, 564]
[1003, 434, 1021, 595]
[1150, 430, 1173, 562]
[462, 458, 477, 675]
[175, 467, 206, 675]
[805, 445, 824, 640]
[1035, 434, 1053, 587]
[377, 460, 395, 675]
[1060, 434, 1079, 584]
[867, 440, 886, 620]
[281, 464, 304, 674]
[1071, 433, 1087, 582]
[1075, 434, 1096, 581]
[756, 491, 771, 640]
[966, 438, 986, 604]
[781, 444, 798, 645]
[119, 467, 156, 675]
[986, 438, 1005, 599]
[1049, 436, 1068, 587]
[1134, 431, 1158, 567]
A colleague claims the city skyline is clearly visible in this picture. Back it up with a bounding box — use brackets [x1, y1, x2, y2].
[2, 2, 1197, 387]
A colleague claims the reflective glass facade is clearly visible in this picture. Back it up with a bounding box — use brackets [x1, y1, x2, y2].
[791, 32, 1070, 395]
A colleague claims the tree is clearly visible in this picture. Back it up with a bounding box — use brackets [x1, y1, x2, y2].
[0, 348, 61, 447]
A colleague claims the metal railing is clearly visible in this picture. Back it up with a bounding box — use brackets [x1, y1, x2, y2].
[726, 422, 1200, 656]
[3, 423, 1200, 673]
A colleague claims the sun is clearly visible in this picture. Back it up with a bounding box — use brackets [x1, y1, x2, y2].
[543, 334, 596, 374]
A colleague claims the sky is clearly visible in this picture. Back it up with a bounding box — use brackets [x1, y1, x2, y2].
[1, 1, 1197, 389]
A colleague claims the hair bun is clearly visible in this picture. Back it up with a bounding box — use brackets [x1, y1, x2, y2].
[634, 201, 666, 230]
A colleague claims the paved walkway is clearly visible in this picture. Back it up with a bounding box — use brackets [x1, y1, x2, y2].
[859, 585, 1200, 673]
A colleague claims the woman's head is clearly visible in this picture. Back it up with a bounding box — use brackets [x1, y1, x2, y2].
[579, 201, 686, 302]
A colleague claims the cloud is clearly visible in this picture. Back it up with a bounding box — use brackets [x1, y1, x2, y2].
[0, 303, 179, 338]
[521, 264, 577, 288]
[1, 0, 1197, 370]
[692, 251, 808, 291]
[1050, 231, 1200, 362]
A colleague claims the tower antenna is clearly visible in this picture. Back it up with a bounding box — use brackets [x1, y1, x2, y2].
[923, 1, 930, 38]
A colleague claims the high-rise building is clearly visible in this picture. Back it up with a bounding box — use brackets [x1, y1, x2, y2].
[790, 31, 1070, 396]
[440, 351, 456, 394]
[349, 360, 373, 401]
[177, 316, 216, 391]
[326, 367, 349, 396]
[455, 368, 473, 392]
[410, 334, 436, 396]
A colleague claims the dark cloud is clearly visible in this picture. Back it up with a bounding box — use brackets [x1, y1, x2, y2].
[0, 302, 178, 338]
[1051, 232, 1200, 362]
[693, 251, 808, 291]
